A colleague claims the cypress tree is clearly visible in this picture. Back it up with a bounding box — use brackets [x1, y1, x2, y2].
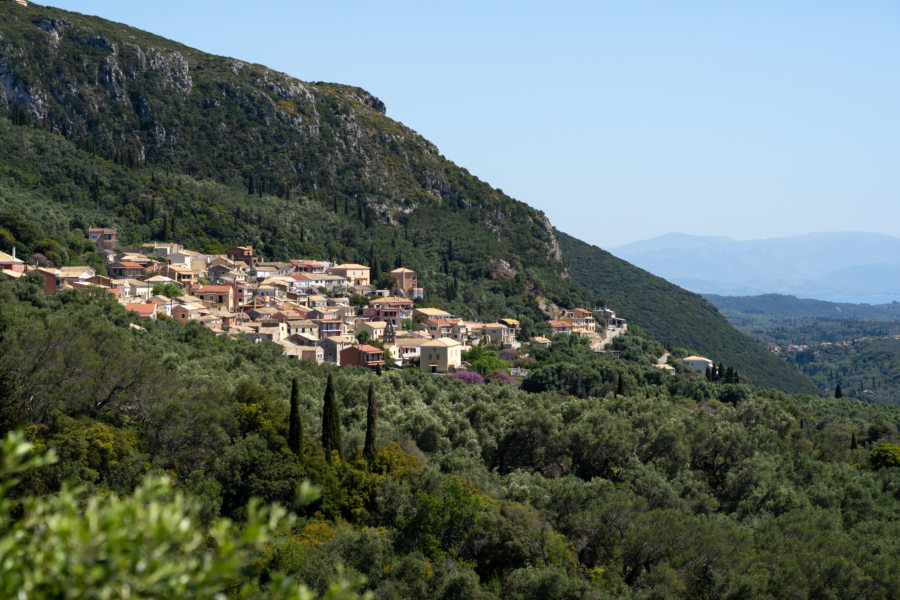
[364, 382, 377, 462]
[851, 431, 858, 450]
[835, 384, 843, 399]
[616, 373, 625, 397]
[321, 373, 342, 461]
[288, 377, 303, 459]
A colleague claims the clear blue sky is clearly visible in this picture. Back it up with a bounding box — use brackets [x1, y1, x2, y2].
[41, 1, 900, 247]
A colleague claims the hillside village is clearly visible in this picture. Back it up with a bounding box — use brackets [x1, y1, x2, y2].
[0, 229, 634, 373]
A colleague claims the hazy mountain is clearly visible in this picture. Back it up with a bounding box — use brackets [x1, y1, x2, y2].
[611, 232, 900, 303]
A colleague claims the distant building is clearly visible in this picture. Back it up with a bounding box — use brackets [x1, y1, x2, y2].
[682, 356, 714, 374]
[339, 344, 385, 371]
[88, 227, 117, 250]
[124, 303, 157, 320]
[548, 320, 574, 335]
[0, 249, 25, 273]
[109, 261, 144, 278]
[329, 264, 370, 287]
[390, 267, 421, 298]
[226, 246, 257, 268]
[420, 337, 463, 374]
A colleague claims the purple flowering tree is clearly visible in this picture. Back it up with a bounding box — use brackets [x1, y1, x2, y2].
[449, 370, 484, 385]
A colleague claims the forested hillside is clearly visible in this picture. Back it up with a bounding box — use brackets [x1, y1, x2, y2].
[2, 275, 900, 597]
[556, 231, 816, 393]
[706, 294, 900, 403]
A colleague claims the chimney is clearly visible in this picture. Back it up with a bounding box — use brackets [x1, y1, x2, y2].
[11, 247, 15, 260]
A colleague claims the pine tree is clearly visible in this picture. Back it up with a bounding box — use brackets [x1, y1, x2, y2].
[835, 384, 843, 399]
[288, 377, 303, 459]
[364, 382, 377, 462]
[321, 373, 342, 461]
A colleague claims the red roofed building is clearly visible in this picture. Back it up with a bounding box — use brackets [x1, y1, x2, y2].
[339, 344, 385, 371]
[124, 303, 157, 320]
[549, 320, 574, 335]
[109, 261, 145, 278]
[362, 296, 414, 327]
[195, 284, 236, 310]
[421, 318, 454, 339]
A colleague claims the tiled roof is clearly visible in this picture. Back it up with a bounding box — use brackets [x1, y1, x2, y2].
[421, 337, 462, 347]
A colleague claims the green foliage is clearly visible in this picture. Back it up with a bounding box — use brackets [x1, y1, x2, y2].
[322, 373, 343, 461]
[710, 295, 900, 403]
[151, 281, 184, 298]
[870, 444, 900, 470]
[289, 377, 304, 459]
[0, 430, 366, 599]
[363, 382, 377, 462]
[2, 278, 900, 597]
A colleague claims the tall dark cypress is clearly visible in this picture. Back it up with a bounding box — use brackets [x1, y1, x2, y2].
[288, 377, 303, 459]
[364, 382, 377, 462]
[321, 373, 342, 461]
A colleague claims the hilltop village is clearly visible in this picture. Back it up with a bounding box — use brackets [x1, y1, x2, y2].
[0, 228, 638, 373]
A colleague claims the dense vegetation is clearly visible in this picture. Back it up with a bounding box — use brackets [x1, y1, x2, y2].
[706, 294, 900, 403]
[556, 231, 816, 393]
[705, 293, 900, 322]
[2, 275, 900, 597]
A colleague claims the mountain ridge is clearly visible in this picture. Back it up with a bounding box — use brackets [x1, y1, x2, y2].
[611, 231, 900, 302]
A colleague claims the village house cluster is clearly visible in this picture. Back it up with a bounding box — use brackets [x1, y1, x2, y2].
[1, 229, 629, 373]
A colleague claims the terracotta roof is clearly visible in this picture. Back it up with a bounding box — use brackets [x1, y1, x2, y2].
[357, 344, 383, 353]
[425, 318, 453, 327]
[549, 320, 572, 328]
[124, 303, 155, 317]
[197, 285, 233, 294]
[116, 261, 144, 268]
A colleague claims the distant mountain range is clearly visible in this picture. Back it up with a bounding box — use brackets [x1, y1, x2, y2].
[611, 232, 900, 303]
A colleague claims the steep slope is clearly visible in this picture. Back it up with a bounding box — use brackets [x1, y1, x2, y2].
[557, 231, 817, 393]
